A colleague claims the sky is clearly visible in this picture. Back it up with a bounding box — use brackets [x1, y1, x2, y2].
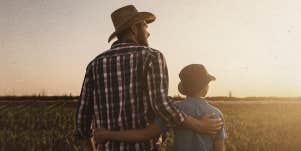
[1, 0, 301, 97]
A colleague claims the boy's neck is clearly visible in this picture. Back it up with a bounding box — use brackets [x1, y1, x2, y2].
[186, 95, 205, 99]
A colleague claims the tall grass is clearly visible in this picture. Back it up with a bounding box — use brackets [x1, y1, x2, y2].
[1, 100, 301, 151]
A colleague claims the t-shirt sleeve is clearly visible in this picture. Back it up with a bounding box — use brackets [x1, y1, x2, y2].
[153, 117, 168, 133]
[215, 113, 227, 140]
[216, 125, 227, 140]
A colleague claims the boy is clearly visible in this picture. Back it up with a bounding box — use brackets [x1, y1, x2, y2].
[94, 64, 227, 151]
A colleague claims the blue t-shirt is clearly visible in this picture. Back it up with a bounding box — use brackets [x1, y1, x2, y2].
[154, 97, 227, 151]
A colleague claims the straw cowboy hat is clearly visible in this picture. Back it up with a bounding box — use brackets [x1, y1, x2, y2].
[108, 5, 156, 42]
[178, 64, 216, 95]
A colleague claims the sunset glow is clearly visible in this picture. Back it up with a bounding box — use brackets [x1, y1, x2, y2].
[1, 0, 300, 97]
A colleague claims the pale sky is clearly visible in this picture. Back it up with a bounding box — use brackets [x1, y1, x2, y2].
[1, 0, 301, 97]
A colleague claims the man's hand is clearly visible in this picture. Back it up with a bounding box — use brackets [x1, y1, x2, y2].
[94, 128, 109, 144]
[197, 112, 223, 135]
[182, 112, 223, 135]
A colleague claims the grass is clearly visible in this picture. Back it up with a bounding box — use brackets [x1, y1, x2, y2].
[1, 99, 301, 151]
[212, 101, 301, 151]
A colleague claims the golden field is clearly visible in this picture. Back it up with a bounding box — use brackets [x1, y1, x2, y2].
[1, 99, 301, 151]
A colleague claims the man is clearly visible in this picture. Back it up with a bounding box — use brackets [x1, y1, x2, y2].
[75, 5, 223, 151]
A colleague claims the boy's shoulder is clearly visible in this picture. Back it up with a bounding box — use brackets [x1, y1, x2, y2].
[207, 103, 224, 119]
[175, 98, 224, 119]
[174, 99, 204, 109]
[173, 99, 204, 116]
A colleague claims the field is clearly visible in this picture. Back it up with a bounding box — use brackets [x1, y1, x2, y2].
[1, 99, 301, 151]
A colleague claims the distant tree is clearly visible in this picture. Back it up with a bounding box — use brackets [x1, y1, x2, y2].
[229, 91, 232, 98]
[39, 89, 47, 97]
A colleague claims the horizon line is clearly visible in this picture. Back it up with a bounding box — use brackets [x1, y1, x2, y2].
[0, 95, 300, 98]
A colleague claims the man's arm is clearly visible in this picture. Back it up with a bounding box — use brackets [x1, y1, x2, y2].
[145, 51, 185, 125]
[213, 139, 225, 151]
[182, 113, 223, 135]
[94, 116, 222, 144]
[145, 51, 222, 134]
[94, 123, 162, 143]
[75, 66, 96, 151]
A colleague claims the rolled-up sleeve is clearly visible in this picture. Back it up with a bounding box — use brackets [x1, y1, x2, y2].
[75, 66, 94, 140]
[145, 51, 185, 125]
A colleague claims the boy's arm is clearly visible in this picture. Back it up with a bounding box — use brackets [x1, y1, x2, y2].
[94, 123, 162, 143]
[213, 139, 225, 151]
[212, 113, 227, 151]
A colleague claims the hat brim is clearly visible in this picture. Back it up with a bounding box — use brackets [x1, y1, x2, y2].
[108, 12, 156, 42]
[208, 74, 216, 81]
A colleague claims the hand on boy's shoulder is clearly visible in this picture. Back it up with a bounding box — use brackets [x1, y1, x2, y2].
[209, 105, 224, 120]
[205, 106, 227, 140]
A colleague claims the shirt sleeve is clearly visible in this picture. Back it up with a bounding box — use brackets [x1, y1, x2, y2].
[216, 114, 227, 140]
[216, 126, 227, 140]
[75, 66, 94, 140]
[145, 51, 186, 125]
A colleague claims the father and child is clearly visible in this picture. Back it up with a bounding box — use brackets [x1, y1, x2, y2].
[94, 64, 227, 151]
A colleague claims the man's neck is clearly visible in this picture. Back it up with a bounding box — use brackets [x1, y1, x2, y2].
[186, 94, 206, 98]
[118, 37, 138, 44]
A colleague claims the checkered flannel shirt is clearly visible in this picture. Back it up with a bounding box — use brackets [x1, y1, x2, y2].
[75, 41, 185, 151]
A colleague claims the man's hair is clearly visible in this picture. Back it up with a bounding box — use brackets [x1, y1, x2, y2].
[117, 22, 143, 40]
[117, 28, 131, 40]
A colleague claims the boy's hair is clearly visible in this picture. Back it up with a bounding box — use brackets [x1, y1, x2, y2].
[185, 84, 209, 97]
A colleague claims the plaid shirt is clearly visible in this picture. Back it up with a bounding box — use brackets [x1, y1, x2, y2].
[75, 41, 185, 151]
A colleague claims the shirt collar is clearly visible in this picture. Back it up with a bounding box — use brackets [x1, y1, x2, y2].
[110, 40, 138, 49]
[186, 96, 208, 103]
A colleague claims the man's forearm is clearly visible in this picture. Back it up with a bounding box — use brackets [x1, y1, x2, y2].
[95, 124, 162, 143]
[104, 130, 150, 142]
